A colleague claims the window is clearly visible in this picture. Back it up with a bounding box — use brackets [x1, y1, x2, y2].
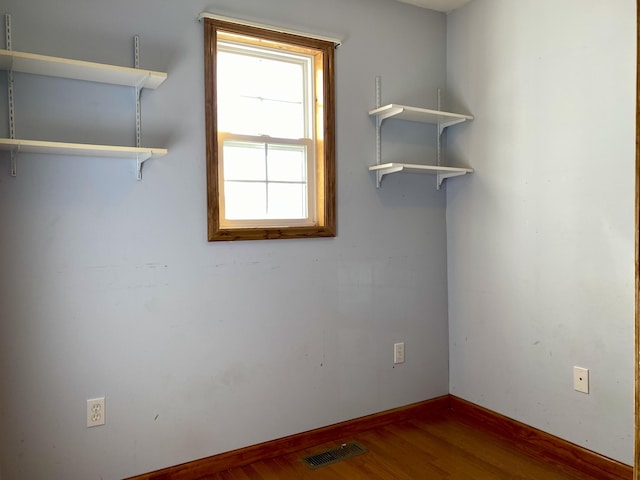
[204, 18, 336, 241]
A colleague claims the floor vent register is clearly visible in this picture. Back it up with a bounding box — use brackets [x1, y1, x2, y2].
[301, 442, 368, 469]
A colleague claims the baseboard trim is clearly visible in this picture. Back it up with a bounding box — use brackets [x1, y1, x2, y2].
[124, 395, 450, 480]
[449, 395, 633, 480]
[125, 394, 633, 480]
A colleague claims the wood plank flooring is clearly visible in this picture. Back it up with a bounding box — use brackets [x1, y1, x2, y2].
[201, 408, 607, 480]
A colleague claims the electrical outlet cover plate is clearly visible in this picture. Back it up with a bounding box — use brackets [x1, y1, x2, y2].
[573, 367, 589, 394]
[87, 397, 106, 427]
[394, 342, 405, 364]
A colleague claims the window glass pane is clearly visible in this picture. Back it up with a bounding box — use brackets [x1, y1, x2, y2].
[224, 182, 267, 220]
[222, 141, 265, 181]
[219, 97, 303, 138]
[261, 101, 304, 138]
[267, 183, 307, 219]
[217, 52, 261, 99]
[218, 51, 303, 102]
[217, 49, 307, 139]
[267, 144, 307, 182]
[255, 57, 303, 103]
[218, 96, 259, 135]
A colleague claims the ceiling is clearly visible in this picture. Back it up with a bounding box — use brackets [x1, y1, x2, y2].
[395, 0, 473, 13]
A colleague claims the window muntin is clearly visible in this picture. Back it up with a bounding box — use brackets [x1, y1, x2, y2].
[204, 19, 336, 241]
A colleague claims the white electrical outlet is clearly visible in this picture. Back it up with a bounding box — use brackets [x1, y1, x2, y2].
[394, 342, 405, 364]
[87, 397, 106, 427]
[573, 367, 589, 394]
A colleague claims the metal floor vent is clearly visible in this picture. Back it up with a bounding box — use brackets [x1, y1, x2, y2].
[301, 442, 368, 470]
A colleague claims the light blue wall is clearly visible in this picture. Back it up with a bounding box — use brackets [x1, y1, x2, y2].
[0, 0, 450, 478]
[446, 0, 636, 464]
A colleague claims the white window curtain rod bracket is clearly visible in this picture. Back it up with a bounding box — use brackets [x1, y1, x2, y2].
[198, 12, 342, 47]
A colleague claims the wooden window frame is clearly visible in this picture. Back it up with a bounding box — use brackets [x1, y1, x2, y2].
[204, 18, 336, 241]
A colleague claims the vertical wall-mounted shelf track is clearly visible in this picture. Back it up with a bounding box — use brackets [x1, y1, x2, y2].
[0, 14, 168, 180]
[5, 13, 16, 176]
[133, 34, 144, 180]
[368, 76, 473, 189]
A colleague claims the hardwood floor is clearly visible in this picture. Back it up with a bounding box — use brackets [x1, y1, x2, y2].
[129, 397, 630, 480]
[201, 408, 607, 480]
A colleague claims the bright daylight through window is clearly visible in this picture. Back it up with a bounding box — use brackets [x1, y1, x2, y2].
[204, 18, 336, 241]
